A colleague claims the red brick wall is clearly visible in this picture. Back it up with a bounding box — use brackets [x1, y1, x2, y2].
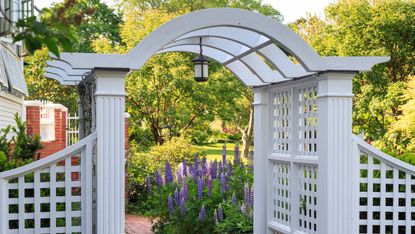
[25, 106, 67, 159]
[26, 107, 130, 160]
[26, 106, 40, 136]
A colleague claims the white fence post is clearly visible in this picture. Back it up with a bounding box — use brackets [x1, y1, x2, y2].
[253, 87, 269, 234]
[0, 179, 7, 234]
[317, 72, 355, 234]
[93, 68, 129, 234]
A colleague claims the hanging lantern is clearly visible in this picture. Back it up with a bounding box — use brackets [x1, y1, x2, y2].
[193, 37, 208, 82]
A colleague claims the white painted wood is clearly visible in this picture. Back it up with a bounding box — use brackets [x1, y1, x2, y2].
[174, 26, 269, 48]
[316, 72, 355, 234]
[258, 44, 313, 78]
[353, 134, 415, 234]
[0, 179, 7, 234]
[93, 69, 128, 234]
[0, 131, 96, 234]
[253, 87, 269, 234]
[0, 133, 96, 179]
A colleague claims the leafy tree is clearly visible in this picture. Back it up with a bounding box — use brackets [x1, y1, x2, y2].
[120, 0, 282, 21]
[384, 76, 415, 153]
[13, 0, 123, 56]
[24, 49, 79, 112]
[102, 1, 281, 156]
[291, 0, 415, 153]
[21, 0, 123, 113]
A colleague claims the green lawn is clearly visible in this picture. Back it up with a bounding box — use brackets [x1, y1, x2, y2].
[200, 142, 248, 162]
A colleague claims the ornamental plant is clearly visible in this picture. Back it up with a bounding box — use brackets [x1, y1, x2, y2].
[145, 145, 253, 233]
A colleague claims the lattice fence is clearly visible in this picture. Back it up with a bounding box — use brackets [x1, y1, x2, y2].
[297, 87, 317, 156]
[298, 165, 318, 234]
[0, 133, 95, 234]
[273, 90, 291, 154]
[273, 162, 291, 226]
[66, 113, 80, 147]
[356, 136, 415, 234]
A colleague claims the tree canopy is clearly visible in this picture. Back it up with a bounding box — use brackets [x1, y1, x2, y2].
[291, 0, 415, 154]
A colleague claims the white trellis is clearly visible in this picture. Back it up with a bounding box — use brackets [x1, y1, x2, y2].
[66, 113, 79, 147]
[2, 7, 413, 234]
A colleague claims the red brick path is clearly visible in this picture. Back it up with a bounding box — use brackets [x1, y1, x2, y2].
[125, 214, 152, 234]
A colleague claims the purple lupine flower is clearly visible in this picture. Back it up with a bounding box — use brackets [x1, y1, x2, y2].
[174, 188, 179, 205]
[182, 179, 188, 200]
[180, 196, 186, 217]
[218, 204, 223, 221]
[207, 176, 213, 196]
[188, 165, 195, 180]
[228, 162, 233, 176]
[198, 177, 203, 200]
[240, 203, 247, 215]
[210, 160, 217, 179]
[234, 145, 240, 165]
[194, 154, 199, 171]
[250, 185, 254, 207]
[201, 157, 207, 175]
[179, 187, 184, 202]
[155, 170, 163, 190]
[182, 159, 187, 177]
[218, 161, 223, 175]
[222, 144, 226, 163]
[220, 173, 227, 195]
[146, 175, 152, 194]
[231, 192, 237, 205]
[214, 209, 218, 224]
[176, 167, 182, 183]
[168, 194, 174, 215]
[198, 205, 205, 221]
[165, 161, 173, 184]
[197, 165, 203, 178]
[244, 183, 250, 206]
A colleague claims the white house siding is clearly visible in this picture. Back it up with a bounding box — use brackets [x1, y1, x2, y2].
[0, 90, 23, 131]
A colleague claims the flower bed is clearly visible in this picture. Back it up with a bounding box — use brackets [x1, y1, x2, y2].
[145, 145, 253, 233]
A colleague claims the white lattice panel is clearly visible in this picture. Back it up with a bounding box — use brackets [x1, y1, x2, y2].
[273, 90, 292, 154]
[298, 165, 318, 233]
[273, 162, 291, 226]
[358, 152, 415, 234]
[6, 155, 83, 233]
[298, 87, 317, 156]
[0, 133, 95, 234]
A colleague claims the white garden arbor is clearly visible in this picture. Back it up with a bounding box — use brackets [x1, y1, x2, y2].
[4, 7, 415, 234]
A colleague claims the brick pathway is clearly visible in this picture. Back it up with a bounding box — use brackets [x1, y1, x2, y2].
[125, 214, 153, 234]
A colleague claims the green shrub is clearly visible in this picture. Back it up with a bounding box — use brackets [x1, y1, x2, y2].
[0, 114, 42, 172]
[149, 136, 206, 168]
[12, 113, 42, 161]
[182, 129, 210, 145]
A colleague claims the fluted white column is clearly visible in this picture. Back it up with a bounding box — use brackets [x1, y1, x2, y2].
[253, 87, 269, 234]
[317, 72, 355, 234]
[93, 69, 129, 234]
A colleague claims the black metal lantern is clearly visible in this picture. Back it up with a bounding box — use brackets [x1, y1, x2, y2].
[192, 37, 208, 82]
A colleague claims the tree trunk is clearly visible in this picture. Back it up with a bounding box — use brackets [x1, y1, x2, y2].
[241, 105, 254, 158]
[151, 120, 164, 145]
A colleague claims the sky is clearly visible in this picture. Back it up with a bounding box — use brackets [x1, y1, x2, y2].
[36, 0, 334, 23]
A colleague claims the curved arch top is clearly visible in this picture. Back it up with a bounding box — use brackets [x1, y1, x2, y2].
[127, 8, 325, 71]
[45, 8, 389, 87]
